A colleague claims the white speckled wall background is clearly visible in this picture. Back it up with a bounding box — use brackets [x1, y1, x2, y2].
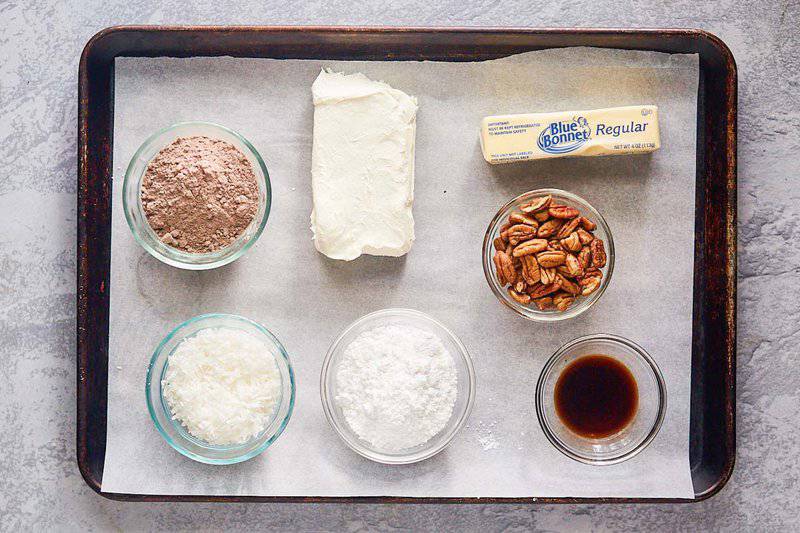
[2, 0, 799, 529]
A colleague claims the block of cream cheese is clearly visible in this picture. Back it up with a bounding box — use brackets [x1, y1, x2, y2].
[480, 105, 660, 164]
[310, 69, 418, 260]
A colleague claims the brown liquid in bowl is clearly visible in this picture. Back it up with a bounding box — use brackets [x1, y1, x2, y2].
[554, 355, 638, 439]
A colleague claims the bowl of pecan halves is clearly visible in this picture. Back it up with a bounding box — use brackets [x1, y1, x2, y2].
[482, 188, 614, 321]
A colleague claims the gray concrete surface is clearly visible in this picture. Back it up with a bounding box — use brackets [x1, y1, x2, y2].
[1, 0, 798, 530]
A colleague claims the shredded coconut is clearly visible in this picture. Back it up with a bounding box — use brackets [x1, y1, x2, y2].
[162, 327, 281, 445]
[334, 324, 457, 451]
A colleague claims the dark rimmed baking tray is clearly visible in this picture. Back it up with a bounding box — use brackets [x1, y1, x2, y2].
[77, 26, 736, 503]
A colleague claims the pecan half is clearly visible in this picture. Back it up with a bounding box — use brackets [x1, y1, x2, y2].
[540, 266, 558, 285]
[533, 296, 555, 310]
[528, 282, 561, 299]
[497, 250, 517, 284]
[512, 238, 548, 257]
[508, 288, 531, 305]
[493, 251, 506, 285]
[580, 216, 597, 231]
[520, 255, 541, 285]
[520, 195, 552, 213]
[557, 265, 574, 278]
[579, 271, 603, 295]
[556, 274, 580, 295]
[553, 291, 575, 311]
[561, 232, 582, 252]
[507, 224, 538, 245]
[534, 210, 551, 222]
[509, 212, 539, 227]
[493, 235, 506, 250]
[549, 205, 580, 219]
[536, 250, 567, 268]
[578, 246, 592, 269]
[537, 218, 564, 238]
[576, 228, 594, 245]
[556, 217, 582, 239]
[564, 253, 584, 277]
[590, 238, 607, 268]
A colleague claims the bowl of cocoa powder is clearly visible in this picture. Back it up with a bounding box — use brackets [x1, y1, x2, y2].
[122, 122, 270, 270]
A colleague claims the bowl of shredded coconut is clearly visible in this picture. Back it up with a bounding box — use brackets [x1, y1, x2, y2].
[146, 313, 295, 464]
[320, 308, 476, 464]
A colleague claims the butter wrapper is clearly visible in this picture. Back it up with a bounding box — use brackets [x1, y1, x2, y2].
[480, 105, 660, 164]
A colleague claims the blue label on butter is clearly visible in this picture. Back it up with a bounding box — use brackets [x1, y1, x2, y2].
[537, 116, 591, 154]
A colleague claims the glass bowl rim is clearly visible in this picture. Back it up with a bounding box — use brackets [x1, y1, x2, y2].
[535, 333, 667, 465]
[122, 121, 272, 271]
[481, 188, 615, 322]
[145, 312, 296, 465]
[319, 308, 477, 464]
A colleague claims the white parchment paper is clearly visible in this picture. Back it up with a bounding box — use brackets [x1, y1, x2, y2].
[103, 48, 698, 498]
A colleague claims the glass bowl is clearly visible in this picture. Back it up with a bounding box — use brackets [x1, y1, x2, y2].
[123, 121, 271, 270]
[535, 334, 666, 465]
[145, 313, 295, 464]
[320, 308, 476, 464]
[482, 188, 614, 322]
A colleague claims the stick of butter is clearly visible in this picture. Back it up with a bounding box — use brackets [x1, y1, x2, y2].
[480, 105, 660, 164]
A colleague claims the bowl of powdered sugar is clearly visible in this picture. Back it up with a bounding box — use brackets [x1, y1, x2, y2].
[123, 121, 270, 270]
[320, 308, 476, 464]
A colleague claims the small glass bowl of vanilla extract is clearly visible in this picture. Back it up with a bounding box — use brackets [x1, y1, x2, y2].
[535, 334, 667, 465]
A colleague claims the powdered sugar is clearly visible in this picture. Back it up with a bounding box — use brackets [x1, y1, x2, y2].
[472, 420, 501, 451]
[334, 324, 457, 451]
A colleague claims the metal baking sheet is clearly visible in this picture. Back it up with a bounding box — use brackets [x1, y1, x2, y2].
[79, 26, 736, 497]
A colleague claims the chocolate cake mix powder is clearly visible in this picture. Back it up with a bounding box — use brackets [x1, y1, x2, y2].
[141, 135, 260, 254]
